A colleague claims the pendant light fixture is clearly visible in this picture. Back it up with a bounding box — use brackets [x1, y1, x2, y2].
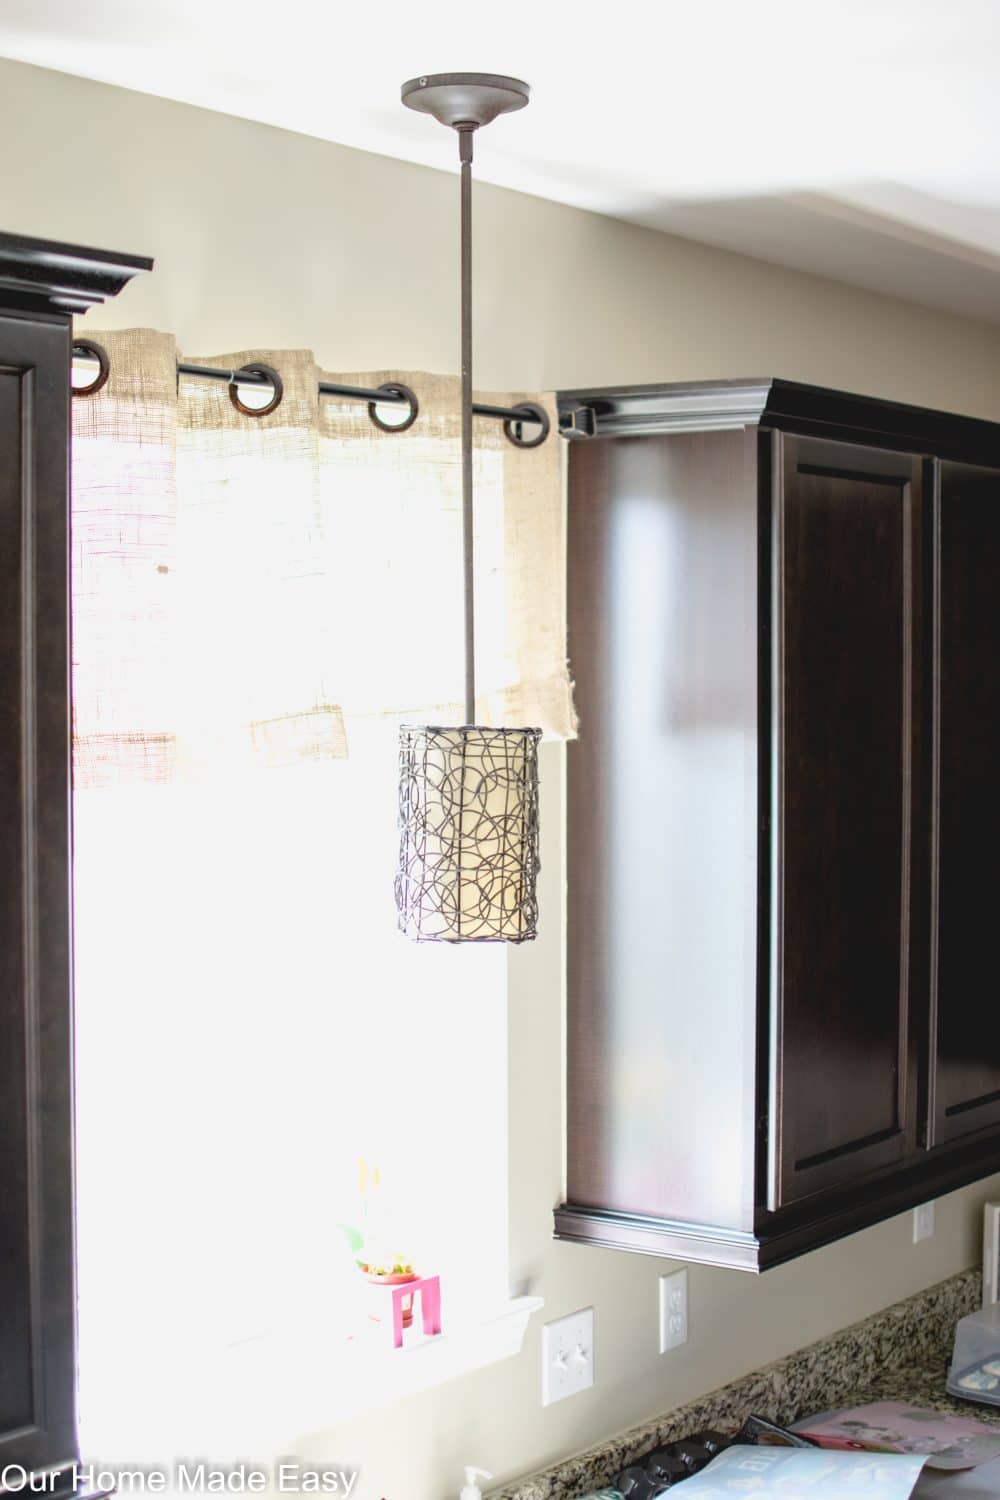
[394, 73, 542, 943]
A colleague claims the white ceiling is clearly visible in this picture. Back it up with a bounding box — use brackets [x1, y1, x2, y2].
[3, 0, 1000, 321]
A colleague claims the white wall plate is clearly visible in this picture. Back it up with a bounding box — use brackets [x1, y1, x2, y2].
[541, 1307, 594, 1406]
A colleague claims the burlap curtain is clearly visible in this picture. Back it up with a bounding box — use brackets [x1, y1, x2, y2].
[71, 331, 560, 1413]
[71, 329, 576, 786]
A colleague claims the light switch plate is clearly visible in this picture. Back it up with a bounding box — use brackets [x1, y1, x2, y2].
[913, 1201, 935, 1243]
[542, 1307, 594, 1405]
[659, 1268, 688, 1353]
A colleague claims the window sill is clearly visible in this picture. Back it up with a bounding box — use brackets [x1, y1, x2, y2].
[220, 1295, 545, 1441]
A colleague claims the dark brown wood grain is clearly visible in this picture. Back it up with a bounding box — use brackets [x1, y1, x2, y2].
[557, 379, 1000, 1271]
[0, 312, 77, 1477]
[0, 352, 36, 1437]
[774, 439, 923, 1205]
[931, 461, 1000, 1146]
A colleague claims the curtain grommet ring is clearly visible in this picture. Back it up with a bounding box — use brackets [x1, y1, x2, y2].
[228, 362, 284, 417]
[368, 382, 419, 433]
[503, 402, 550, 449]
[71, 339, 110, 397]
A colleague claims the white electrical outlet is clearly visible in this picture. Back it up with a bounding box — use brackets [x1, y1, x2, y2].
[542, 1307, 594, 1405]
[913, 1201, 935, 1243]
[659, 1268, 688, 1353]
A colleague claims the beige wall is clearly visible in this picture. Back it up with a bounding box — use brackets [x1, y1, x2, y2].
[6, 54, 1000, 1500]
[6, 55, 1000, 412]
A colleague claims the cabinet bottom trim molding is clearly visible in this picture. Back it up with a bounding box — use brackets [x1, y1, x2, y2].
[557, 1128, 1000, 1270]
[553, 1205, 764, 1272]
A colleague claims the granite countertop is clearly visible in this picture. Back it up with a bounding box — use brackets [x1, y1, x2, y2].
[853, 1351, 1000, 1428]
[492, 1268, 993, 1500]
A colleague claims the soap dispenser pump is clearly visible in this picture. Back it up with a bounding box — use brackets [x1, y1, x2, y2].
[460, 1468, 492, 1500]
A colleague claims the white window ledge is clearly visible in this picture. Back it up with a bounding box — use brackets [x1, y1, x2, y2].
[213, 1296, 545, 1445]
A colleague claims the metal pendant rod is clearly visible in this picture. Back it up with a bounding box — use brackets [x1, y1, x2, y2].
[460, 125, 476, 726]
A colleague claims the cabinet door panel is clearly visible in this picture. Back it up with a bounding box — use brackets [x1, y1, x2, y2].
[932, 462, 1000, 1146]
[0, 363, 34, 1437]
[772, 437, 922, 1207]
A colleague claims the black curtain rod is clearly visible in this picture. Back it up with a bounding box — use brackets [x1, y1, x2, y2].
[184, 362, 542, 421]
[71, 341, 550, 447]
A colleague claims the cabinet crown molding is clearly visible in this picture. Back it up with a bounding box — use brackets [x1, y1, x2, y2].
[557, 377, 1000, 466]
[0, 230, 153, 316]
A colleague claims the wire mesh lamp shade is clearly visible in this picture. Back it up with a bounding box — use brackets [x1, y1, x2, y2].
[395, 725, 541, 942]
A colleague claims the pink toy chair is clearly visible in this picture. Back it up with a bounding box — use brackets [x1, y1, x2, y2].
[389, 1274, 441, 1349]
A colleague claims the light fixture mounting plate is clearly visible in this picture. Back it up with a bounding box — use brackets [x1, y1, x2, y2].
[401, 73, 529, 130]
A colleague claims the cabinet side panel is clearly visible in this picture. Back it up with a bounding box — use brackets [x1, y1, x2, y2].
[934, 461, 1000, 1144]
[566, 431, 759, 1232]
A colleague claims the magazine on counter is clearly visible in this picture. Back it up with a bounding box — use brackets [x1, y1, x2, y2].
[795, 1401, 1000, 1470]
[676, 1445, 927, 1497]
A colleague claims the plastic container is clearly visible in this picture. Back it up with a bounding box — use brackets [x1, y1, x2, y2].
[947, 1302, 1000, 1403]
[458, 1468, 492, 1500]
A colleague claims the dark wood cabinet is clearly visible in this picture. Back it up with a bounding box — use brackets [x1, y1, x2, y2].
[0, 309, 78, 1479]
[0, 233, 148, 1480]
[932, 460, 1000, 1149]
[555, 380, 1000, 1271]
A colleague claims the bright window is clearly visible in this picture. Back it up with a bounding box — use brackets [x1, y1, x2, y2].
[69, 334, 570, 1455]
[73, 737, 509, 1454]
